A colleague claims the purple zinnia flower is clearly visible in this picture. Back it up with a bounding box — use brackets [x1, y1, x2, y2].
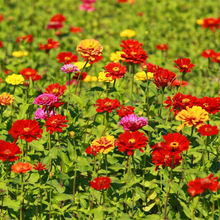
[34, 108, 55, 120]
[33, 93, 58, 106]
[60, 64, 79, 73]
[119, 114, 148, 131]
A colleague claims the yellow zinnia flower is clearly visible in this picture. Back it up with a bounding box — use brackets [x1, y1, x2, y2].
[91, 135, 115, 154]
[12, 51, 28, 57]
[74, 61, 91, 70]
[5, 74, 24, 85]
[120, 29, 136, 38]
[134, 71, 154, 81]
[0, 93, 14, 106]
[110, 51, 125, 63]
[175, 106, 209, 131]
[98, 72, 114, 83]
[196, 19, 204, 25]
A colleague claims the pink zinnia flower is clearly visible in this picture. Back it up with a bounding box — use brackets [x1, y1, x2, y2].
[119, 114, 148, 131]
[60, 64, 79, 73]
[33, 94, 58, 106]
[34, 108, 55, 120]
[79, 3, 95, 12]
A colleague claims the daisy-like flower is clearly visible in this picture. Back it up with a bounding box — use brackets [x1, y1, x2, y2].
[110, 51, 125, 63]
[5, 74, 24, 85]
[70, 26, 83, 33]
[0, 93, 14, 106]
[187, 174, 220, 197]
[201, 49, 216, 59]
[60, 64, 79, 73]
[156, 44, 168, 50]
[76, 39, 103, 64]
[39, 38, 60, 52]
[202, 17, 220, 31]
[117, 105, 135, 117]
[119, 114, 148, 131]
[174, 58, 195, 73]
[20, 68, 42, 81]
[94, 97, 120, 113]
[197, 124, 219, 136]
[9, 119, 43, 143]
[90, 176, 111, 191]
[11, 162, 32, 174]
[56, 52, 78, 64]
[0, 140, 22, 162]
[12, 51, 28, 57]
[175, 106, 209, 131]
[33, 93, 58, 106]
[120, 29, 136, 38]
[45, 115, 68, 134]
[104, 62, 127, 79]
[116, 130, 148, 155]
[16, 34, 33, 43]
[44, 83, 66, 97]
[33, 162, 47, 171]
[98, 72, 114, 83]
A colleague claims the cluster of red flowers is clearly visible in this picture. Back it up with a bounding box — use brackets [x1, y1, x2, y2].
[117, 105, 135, 117]
[151, 133, 189, 170]
[20, 68, 42, 81]
[39, 38, 60, 53]
[44, 83, 67, 97]
[120, 39, 148, 64]
[116, 130, 148, 156]
[199, 17, 220, 31]
[56, 52, 78, 64]
[165, 92, 220, 115]
[16, 34, 33, 43]
[201, 49, 220, 63]
[47, 14, 66, 30]
[9, 119, 43, 143]
[104, 63, 127, 79]
[95, 97, 121, 113]
[90, 176, 111, 191]
[187, 174, 220, 197]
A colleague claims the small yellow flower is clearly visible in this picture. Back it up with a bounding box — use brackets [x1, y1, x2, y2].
[196, 19, 204, 25]
[175, 106, 209, 131]
[120, 29, 136, 38]
[147, 72, 154, 80]
[83, 75, 97, 82]
[91, 135, 115, 154]
[91, 76, 98, 82]
[98, 72, 114, 83]
[5, 74, 24, 85]
[134, 71, 153, 81]
[0, 93, 14, 106]
[110, 51, 125, 63]
[74, 61, 91, 70]
[12, 51, 28, 58]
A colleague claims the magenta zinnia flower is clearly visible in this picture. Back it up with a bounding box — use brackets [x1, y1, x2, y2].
[33, 93, 58, 106]
[60, 64, 79, 73]
[119, 114, 148, 131]
[34, 108, 55, 120]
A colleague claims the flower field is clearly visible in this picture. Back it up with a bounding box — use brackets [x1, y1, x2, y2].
[0, 0, 220, 219]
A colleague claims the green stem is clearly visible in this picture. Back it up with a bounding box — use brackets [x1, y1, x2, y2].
[67, 73, 72, 110]
[159, 87, 165, 117]
[20, 174, 24, 220]
[105, 154, 108, 176]
[130, 64, 135, 104]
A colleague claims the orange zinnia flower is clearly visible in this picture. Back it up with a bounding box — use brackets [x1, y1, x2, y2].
[0, 93, 14, 106]
[11, 162, 32, 174]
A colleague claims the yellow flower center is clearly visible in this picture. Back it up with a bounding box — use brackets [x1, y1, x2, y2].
[4, 149, 11, 155]
[53, 88, 59, 93]
[112, 67, 119, 71]
[131, 52, 136, 55]
[203, 103, 209, 108]
[24, 127, 30, 132]
[182, 65, 188, 68]
[65, 57, 71, 61]
[170, 142, 179, 148]
[204, 127, 211, 132]
[26, 71, 32, 75]
[128, 138, 136, 144]
[182, 98, 190, 103]
[104, 102, 112, 107]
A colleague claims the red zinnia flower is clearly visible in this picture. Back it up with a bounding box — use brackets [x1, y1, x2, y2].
[73, 72, 88, 80]
[187, 174, 220, 197]
[9, 119, 43, 143]
[201, 49, 216, 58]
[50, 14, 66, 23]
[116, 130, 148, 156]
[85, 145, 99, 156]
[212, 52, 220, 63]
[39, 38, 60, 52]
[117, 105, 135, 117]
[174, 58, 195, 73]
[0, 41, 3, 48]
[156, 44, 168, 51]
[44, 83, 66, 97]
[94, 97, 120, 113]
[47, 22, 63, 30]
[45, 115, 68, 134]
[162, 133, 190, 153]
[11, 162, 32, 174]
[20, 68, 39, 81]
[104, 63, 127, 79]
[0, 14, 4, 23]
[153, 66, 176, 88]
[0, 140, 22, 162]
[90, 176, 111, 191]
[56, 52, 78, 64]
[16, 34, 33, 43]
[33, 162, 47, 171]
[202, 17, 220, 31]
[120, 39, 148, 64]
[70, 27, 83, 33]
[171, 79, 188, 87]
[197, 124, 219, 136]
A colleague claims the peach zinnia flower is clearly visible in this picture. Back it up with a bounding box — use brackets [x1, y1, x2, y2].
[11, 162, 32, 173]
[175, 106, 209, 131]
[0, 93, 14, 105]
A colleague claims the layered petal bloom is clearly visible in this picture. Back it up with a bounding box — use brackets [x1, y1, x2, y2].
[56, 52, 78, 64]
[120, 29, 136, 38]
[16, 34, 33, 43]
[95, 97, 120, 113]
[104, 62, 127, 79]
[0, 93, 14, 106]
[116, 130, 148, 155]
[110, 51, 125, 63]
[39, 38, 60, 52]
[0, 140, 22, 162]
[33, 93, 58, 106]
[90, 176, 111, 191]
[9, 119, 43, 142]
[98, 72, 114, 83]
[11, 162, 32, 174]
[20, 68, 41, 81]
[70, 26, 83, 33]
[44, 83, 66, 97]
[201, 49, 216, 58]
[50, 14, 66, 22]
[34, 108, 54, 120]
[45, 115, 68, 134]
[175, 106, 209, 131]
[60, 64, 79, 73]
[197, 124, 219, 136]
[119, 114, 148, 131]
[187, 174, 220, 197]
[117, 105, 135, 117]
[5, 74, 24, 85]
[174, 58, 195, 73]
[202, 17, 220, 31]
